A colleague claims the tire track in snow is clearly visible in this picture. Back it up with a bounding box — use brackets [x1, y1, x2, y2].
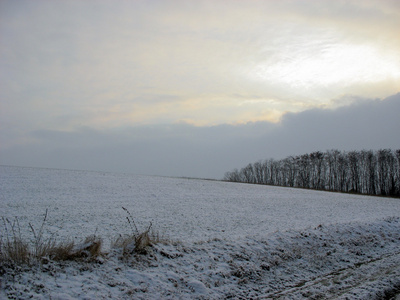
[261, 251, 400, 299]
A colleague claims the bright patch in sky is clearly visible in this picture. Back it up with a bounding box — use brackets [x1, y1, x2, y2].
[253, 43, 400, 91]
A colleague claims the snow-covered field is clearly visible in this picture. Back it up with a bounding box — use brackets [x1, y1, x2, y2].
[1, 165, 400, 299]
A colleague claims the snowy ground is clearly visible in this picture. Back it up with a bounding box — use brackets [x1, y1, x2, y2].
[1, 166, 400, 299]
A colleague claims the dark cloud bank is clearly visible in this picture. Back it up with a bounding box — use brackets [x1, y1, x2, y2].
[1, 94, 399, 179]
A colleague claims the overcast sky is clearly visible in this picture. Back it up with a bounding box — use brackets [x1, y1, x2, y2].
[1, 0, 399, 178]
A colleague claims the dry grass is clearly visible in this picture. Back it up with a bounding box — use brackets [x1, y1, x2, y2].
[0, 207, 162, 267]
[1, 217, 30, 265]
[112, 227, 162, 255]
[29, 209, 58, 260]
[0, 211, 103, 266]
[112, 207, 162, 255]
[70, 235, 103, 259]
[47, 240, 75, 261]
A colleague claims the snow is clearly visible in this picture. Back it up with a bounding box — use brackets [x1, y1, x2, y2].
[1, 165, 400, 299]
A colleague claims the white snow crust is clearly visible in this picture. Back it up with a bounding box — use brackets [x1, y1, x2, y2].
[1, 166, 400, 299]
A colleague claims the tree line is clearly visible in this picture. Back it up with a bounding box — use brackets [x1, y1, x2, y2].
[224, 149, 400, 197]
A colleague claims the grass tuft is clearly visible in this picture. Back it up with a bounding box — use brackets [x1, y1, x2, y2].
[1, 208, 162, 267]
[0, 211, 103, 266]
[71, 235, 103, 259]
[113, 207, 162, 255]
[1, 217, 30, 265]
[47, 240, 75, 261]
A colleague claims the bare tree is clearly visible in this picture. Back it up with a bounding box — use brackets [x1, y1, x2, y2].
[224, 149, 399, 197]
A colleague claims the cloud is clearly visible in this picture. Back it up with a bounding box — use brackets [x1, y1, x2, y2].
[1, 94, 399, 179]
[1, 0, 399, 133]
[270, 93, 400, 155]
[1, 1, 399, 178]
